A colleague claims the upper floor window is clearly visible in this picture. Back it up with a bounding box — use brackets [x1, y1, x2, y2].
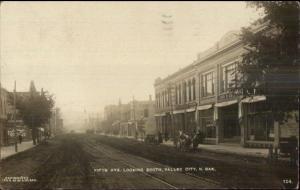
[167, 88, 171, 106]
[221, 63, 237, 93]
[178, 84, 182, 104]
[183, 82, 187, 103]
[175, 86, 178, 105]
[201, 72, 215, 97]
[192, 78, 196, 100]
[188, 80, 192, 101]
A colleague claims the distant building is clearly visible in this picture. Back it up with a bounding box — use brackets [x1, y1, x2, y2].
[49, 108, 64, 136]
[102, 96, 156, 139]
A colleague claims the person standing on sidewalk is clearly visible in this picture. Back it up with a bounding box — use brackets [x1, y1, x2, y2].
[18, 134, 22, 144]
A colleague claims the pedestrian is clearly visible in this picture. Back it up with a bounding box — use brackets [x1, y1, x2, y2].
[19, 134, 23, 144]
[157, 132, 162, 144]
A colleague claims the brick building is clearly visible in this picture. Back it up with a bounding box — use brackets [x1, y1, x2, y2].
[154, 24, 299, 148]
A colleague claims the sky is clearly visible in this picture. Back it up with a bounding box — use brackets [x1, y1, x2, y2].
[0, 2, 261, 130]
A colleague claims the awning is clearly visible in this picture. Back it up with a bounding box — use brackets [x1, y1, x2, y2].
[38, 128, 45, 132]
[154, 113, 166, 117]
[173, 109, 185, 114]
[241, 95, 266, 103]
[215, 100, 238, 107]
[112, 121, 120, 126]
[197, 104, 212, 110]
[186, 108, 196, 112]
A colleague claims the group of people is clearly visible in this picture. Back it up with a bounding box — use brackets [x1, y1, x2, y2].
[174, 130, 205, 151]
[155, 129, 205, 151]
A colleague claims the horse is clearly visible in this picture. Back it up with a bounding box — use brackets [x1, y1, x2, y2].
[178, 132, 193, 152]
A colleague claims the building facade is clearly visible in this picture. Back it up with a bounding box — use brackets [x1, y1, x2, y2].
[49, 108, 64, 136]
[102, 96, 156, 139]
[154, 25, 299, 148]
[0, 88, 10, 145]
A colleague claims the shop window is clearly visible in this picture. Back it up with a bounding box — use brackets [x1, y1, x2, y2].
[199, 109, 215, 138]
[247, 113, 274, 141]
[201, 118, 215, 138]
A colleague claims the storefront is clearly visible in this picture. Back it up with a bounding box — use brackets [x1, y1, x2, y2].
[242, 96, 275, 148]
[198, 104, 215, 141]
[163, 113, 172, 140]
[173, 110, 185, 135]
[186, 108, 196, 135]
[127, 121, 136, 137]
[154, 113, 165, 135]
[215, 100, 240, 143]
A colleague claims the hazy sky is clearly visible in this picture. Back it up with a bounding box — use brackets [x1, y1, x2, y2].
[0, 2, 261, 129]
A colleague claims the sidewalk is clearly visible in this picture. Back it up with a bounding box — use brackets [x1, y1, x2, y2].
[162, 140, 288, 160]
[100, 134, 291, 162]
[0, 141, 35, 160]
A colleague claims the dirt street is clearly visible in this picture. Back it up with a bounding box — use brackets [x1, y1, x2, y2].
[0, 134, 298, 189]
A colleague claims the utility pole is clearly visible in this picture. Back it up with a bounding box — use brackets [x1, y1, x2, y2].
[0, 1, 3, 160]
[133, 96, 137, 139]
[0, 66, 1, 160]
[14, 81, 18, 152]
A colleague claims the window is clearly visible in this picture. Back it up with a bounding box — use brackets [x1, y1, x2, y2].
[221, 63, 237, 92]
[201, 72, 214, 97]
[178, 84, 182, 104]
[192, 78, 196, 100]
[159, 93, 162, 108]
[155, 94, 159, 108]
[162, 92, 164, 108]
[165, 90, 168, 107]
[188, 80, 192, 101]
[199, 109, 215, 138]
[167, 88, 171, 106]
[175, 86, 178, 104]
[144, 109, 149, 117]
[183, 82, 187, 103]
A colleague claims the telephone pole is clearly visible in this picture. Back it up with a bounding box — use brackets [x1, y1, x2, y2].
[14, 81, 18, 152]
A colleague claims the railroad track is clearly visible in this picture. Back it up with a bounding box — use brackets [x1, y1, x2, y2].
[83, 137, 220, 189]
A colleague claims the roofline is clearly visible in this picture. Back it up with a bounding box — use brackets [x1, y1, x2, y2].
[154, 22, 269, 87]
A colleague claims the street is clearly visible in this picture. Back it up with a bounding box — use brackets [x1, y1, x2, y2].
[0, 134, 298, 189]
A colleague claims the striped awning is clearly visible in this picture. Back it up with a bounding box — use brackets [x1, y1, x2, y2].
[241, 95, 266, 103]
[215, 100, 238, 107]
[197, 104, 212, 110]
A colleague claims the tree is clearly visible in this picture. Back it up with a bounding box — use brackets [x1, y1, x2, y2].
[235, 1, 300, 123]
[16, 90, 54, 145]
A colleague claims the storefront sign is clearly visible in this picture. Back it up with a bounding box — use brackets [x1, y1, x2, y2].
[215, 100, 238, 107]
[197, 104, 212, 110]
[241, 95, 266, 103]
[173, 109, 185, 114]
[186, 108, 196, 112]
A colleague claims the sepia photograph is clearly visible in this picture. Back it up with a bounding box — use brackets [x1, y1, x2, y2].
[0, 1, 299, 189]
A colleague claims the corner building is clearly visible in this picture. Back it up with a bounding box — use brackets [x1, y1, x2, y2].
[154, 25, 299, 148]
